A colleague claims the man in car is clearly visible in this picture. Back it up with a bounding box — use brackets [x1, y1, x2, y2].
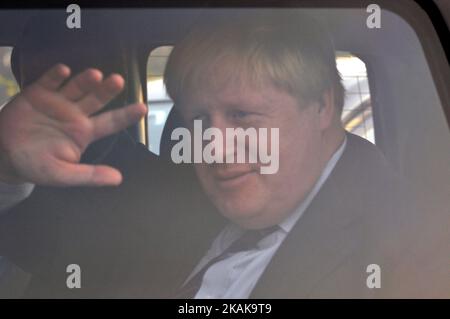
[0, 12, 428, 298]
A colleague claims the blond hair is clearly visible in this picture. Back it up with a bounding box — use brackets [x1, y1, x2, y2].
[164, 11, 344, 114]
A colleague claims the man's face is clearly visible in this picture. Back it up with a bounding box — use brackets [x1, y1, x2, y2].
[180, 76, 328, 229]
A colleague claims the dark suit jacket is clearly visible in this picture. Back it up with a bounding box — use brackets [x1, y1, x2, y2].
[0, 133, 428, 298]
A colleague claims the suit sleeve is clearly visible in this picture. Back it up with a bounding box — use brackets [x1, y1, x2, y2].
[0, 184, 66, 276]
[0, 132, 143, 277]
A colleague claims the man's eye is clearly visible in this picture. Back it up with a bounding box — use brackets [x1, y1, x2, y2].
[231, 110, 251, 119]
[191, 114, 206, 122]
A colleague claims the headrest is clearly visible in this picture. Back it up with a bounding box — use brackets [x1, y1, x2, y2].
[11, 11, 125, 88]
[159, 106, 185, 159]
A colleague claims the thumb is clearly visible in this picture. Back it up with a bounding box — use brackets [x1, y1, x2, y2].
[50, 161, 123, 187]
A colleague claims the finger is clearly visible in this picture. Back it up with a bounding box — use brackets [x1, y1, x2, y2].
[51, 161, 123, 187]
[35, 64, 71, 91]
[27, 90, 83, 122]
[77, 74, 125, 115]
[59, 68, 103, 102]
[91, 103, 147, 141]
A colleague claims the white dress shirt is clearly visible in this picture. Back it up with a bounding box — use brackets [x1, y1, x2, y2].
[188, 137, 347, 299]
[0, 181, 34, 214]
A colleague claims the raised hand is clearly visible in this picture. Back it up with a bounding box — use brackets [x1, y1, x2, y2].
[0, 64, 147, 187]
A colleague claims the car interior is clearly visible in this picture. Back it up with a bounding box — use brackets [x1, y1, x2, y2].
[0, 0, 448, 298]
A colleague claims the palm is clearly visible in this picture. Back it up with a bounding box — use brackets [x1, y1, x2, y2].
[0, 64, 147, 186]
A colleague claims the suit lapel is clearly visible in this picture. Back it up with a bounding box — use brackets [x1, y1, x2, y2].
[250, 135, 367, 298]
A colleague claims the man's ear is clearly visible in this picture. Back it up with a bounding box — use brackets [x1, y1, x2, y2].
[318, 88, 336, 131]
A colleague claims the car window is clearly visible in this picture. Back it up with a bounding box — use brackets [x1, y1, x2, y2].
[0, 47, 18, 107]
[147, 48, 375, 154]
[0, 3, 448, 299]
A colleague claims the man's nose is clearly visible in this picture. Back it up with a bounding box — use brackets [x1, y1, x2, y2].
[207, 117, 236, 163]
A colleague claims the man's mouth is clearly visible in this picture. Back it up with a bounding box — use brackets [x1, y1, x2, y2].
[214, 169, 256, 189]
